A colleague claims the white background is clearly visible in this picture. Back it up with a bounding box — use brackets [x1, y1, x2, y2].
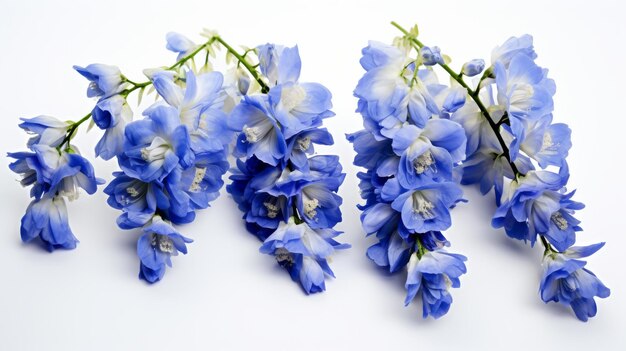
[0, 0, 624, 350]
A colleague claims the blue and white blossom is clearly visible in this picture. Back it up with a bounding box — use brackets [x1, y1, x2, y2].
[166, 32, 197, 61]
[74, 63, 126, 98]
[137, 216, 193, 283]
[227, 43, 348, 294]
[540, 243, 610, 321]
[9, 143, 102, 250]
[351, 22, 608, 321]
[386, 24, 607, 321]
[349, 37, 469, 318]
[405, 249, 467, 319]
[10, 29, 246, 284]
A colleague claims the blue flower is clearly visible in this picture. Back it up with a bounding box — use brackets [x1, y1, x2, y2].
[92, 95, 133, 160]
[18, 116, 69, 149]
[20, 195, 77, 251]
[461, 59, 485, 77]
[257, 44, 334, 139]
[104, 172, 167, 229]
[151, 70, 230, 153]
[9, 145, 102, 200]
[119, 104, 194, 182]
[405, 249, 467, 318]
[420, 46, 444, 66]
[495, 54, 555, 121]
[137, 216, 193, 283]
[268, 81, 333, 139]
[159, 153, 229, 225]
[74, 63, 125, 98]
[346, 130, 395, 173]
[259, 219, 349, 294]
[461, 151, 524, 204]
[9, 145, 101, 251]
[257, 44, 301, 87]
[492, 167, 581, 251]
[354, 58, 409, 137]
[391, 120, 466, 188]
[296, 177, 343, 229]
[494, 55, 556, 160]
[540, 243, 610, 321]
[382, 178, 463, 233]
[227, 157, 286, 240]
[360, 40, 406, 71]
[514, 115, 572, 168]
[286, 128, 333, 169]
[229, 95, 286, 166]
[360, 203, 413, 272]
[8, 149, 54, 199]
[490, 34, 537, 68]
[165, 32, 197, 60]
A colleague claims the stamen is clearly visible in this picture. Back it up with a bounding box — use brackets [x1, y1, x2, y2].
[412, 192, 435, 219]
[188, 167, 207, 192]
[551, 212, 568, 230]
[275, 247, 294, 268]
[413, 151, 435, 174]
[126, 187, 140, 197]
[264, 201, 280, 219]
[244, 127, 261, 143]
[304, 198, 319, 219]
[297, 136, 311, 151]
[151, 234, 174, 253]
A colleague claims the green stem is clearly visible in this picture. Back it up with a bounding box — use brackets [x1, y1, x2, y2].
[540, 235, 557, 255]
[415, 237, 427, 259]
[58, 112, 92, 152]
[60, 35, 266, 153]
[215, 36, 269, 93]
[169, 37, 218, 70]
[392, 22, 561, 254]
[391, 21, 521, 176]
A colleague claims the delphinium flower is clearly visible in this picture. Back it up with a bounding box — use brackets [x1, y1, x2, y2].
[102, 31, 272, 283]
[9, 142, 103, 251]
[348, 26, 469, 318]
[226, 44, 349, 294]
[388, 22, 609, 321]
[8, 29, 281, 284]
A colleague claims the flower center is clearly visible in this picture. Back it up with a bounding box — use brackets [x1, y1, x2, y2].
[280, 85, 307, 111]
[297, 136, 311, 151]
[264, 200, 280, 219]
[126, 187, 140, 197]
[151, 234, 174, 254]
[303, 198, 319, 219]
[413, 150, 435, 174]
[141, 137, 170, 162]
[244, 127, 261, 143]
[551, 211, 568, 230]
[412, 192, 435, 219]
[188, 167, 206, 192]
[275, 247, 294, 268]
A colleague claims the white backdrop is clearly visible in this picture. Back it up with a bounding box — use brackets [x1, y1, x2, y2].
[0, 0, 624, 350]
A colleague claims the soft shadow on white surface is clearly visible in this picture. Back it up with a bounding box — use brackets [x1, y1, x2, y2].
[0, 0, 624, 350]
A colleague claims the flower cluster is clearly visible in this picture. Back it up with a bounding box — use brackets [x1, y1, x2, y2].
[71, 33, 237, 283]
[348, 35, 469, 318]
[377, 22, 609, 321]
[8, 30, 273, 284]
[9, 141, 102, 251]
[104, 65, 232, 282]
[227, 44, 349, 294]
